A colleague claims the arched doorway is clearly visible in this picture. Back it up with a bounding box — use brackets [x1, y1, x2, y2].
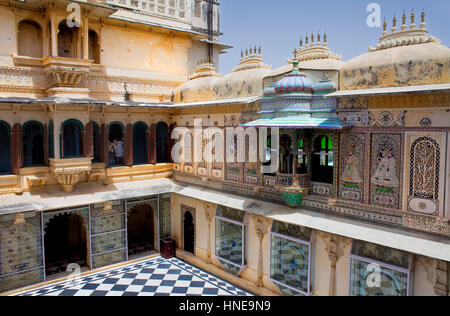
[92, 122, 100, 163]
[109, 123, 124, 143]
[23, 122, 44, 166]
[183, 211, 195, 254]
[0, 122, 11, 174]
[62, 120, 83, 158]
[108, 123, 124, 166]
[127, 204, 155, 256]
[44, 213, 88, 276]
[156, 122, 168, 163]
[280, 134, 293, 174]
[133, 122, 148, 165]
[311, 135, 334, 184]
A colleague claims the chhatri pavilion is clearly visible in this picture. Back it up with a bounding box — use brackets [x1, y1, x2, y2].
[0, 1, 449, 296]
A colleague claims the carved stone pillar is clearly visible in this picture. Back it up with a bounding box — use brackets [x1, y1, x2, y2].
[82, 15, 89, 60]
[204, 202, 215, 264]
[318, 232, 351, 296]
[417, 256, 449, 296]
[49, 6, 58, 57]
[252, 215, 272, 287]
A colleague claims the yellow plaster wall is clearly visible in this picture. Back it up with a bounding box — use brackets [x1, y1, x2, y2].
[100, 24, 192, 77]
[0, 7, 16, 62]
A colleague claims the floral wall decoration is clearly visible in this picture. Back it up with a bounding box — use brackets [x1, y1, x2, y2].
[408, 137, 441, 216]
[370, 134, 402, 209]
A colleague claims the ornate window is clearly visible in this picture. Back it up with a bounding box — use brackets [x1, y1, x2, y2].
[270, 221, 313, 296]
[194, 0, 201, 18]
[215, 206, 248, 275]
[409, 137, 440, 200]
[349, 240, 412, 296]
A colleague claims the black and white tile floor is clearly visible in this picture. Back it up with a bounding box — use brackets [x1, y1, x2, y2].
[14, 256, 253, 296]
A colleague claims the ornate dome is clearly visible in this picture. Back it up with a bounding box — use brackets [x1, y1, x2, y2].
[274, 60, 313, 93]
[341, 11, 450, 90]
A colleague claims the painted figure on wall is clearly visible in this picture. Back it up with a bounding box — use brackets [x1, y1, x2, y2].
[371, 149, 399, 188]
[341, 144, 362, 183]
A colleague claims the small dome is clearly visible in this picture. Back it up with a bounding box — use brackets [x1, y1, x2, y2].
[212, 50, 271, 100]
[274, 61, 313, 93]
[172, 61, 221, 103]
[313, 73, 336, 94]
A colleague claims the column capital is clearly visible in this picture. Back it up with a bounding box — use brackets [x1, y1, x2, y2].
[317, 231, 351, 263]
[203, 202, 215, 223]
[251, 214, 272, 239]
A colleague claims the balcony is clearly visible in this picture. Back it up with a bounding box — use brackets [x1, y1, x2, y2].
[43, 57, 92, 97]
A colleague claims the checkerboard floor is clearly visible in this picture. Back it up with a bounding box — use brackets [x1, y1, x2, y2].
[14, 256, 253, 297]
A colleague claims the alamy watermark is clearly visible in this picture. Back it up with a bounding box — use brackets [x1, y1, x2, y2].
[171, 119, 280, 174]
[366, 3, 382, 28]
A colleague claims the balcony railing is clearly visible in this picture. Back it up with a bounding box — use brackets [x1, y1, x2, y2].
[107, 0, 188, 21]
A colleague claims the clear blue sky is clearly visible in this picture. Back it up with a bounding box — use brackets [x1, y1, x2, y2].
[218, 0, 450, 73]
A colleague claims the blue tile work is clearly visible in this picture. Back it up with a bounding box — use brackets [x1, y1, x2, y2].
[13, 257, 253, 297]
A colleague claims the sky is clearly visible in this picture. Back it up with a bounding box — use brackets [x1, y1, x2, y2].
[218, 0, 450, 73]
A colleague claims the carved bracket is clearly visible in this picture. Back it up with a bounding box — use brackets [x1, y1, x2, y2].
[416, 256, 449, 296]
[50, 158, 92, 192]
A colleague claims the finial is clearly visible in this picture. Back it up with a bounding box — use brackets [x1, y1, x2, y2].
[258, 45, 261, 55]
[241, 50, 244, 59]
[383, 17, 387, 34]
[305, 34, 309, 46]
[245, 48, 248, 57]
[420, 9, 426, 29]
[401, 11, 407, 31]
[392, 14, 397, 32]
[317, 32, 321, 43]
[324, 32, 327, 43]
[311, 32, 314, 43]
[254, 45, 257, 55]
[299, 37, 303, 48]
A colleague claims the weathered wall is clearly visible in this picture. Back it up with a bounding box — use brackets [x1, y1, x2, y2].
[341, 43, 450, 90]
